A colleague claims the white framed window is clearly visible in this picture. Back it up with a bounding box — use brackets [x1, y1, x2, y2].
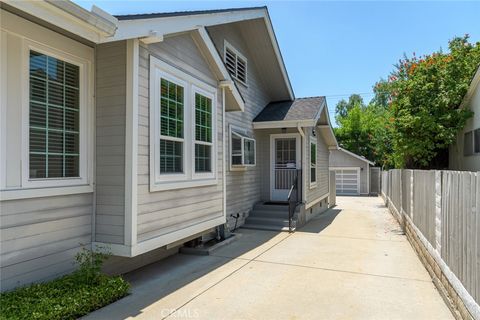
[22, 42, 91, 189]
[310, 136, 317, 188]
[224, 40, 247, 85]
[150, 56, 217, 191]
[464, 130, 473, 156]
[474, 128, 480, 154]
[230, 126, 256, 170]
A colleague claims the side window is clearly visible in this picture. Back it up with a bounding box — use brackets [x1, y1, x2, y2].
[150, 57, 217, 191]
[230, 128, 256, 168]
[159, 78, 184, 173]
[464, 131, 473, 156]
[310, 138, 317, 186]
[194, 92, 213, 173]
[474, 128, 480, 154]
[29, 50, 80, 179]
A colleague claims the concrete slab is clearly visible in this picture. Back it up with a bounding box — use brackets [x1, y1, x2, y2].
[83, 254, 249, 320]
[171, 260, 453, 320]
[83, 196, 454, 320]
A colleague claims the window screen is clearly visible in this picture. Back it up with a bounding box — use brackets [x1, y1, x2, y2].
[194, 93, 212, 172]
[474, 128, 480, 154]
[29, 51, 80, 179]
[310, 141, 317, 183]
[160, 78, 184, 173]
[464, 131, 473, 156]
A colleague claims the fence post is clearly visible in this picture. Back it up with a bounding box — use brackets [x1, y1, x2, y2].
[410, 170, 414, 221]
[434, 170, 442, 253]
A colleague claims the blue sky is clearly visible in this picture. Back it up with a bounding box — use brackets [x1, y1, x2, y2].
[75, 1, 480, 123]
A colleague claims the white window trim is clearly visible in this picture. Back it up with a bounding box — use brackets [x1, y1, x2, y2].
[223, 40, 248, 86]
[229, 125, 256, 171]
[309, 136, 317, 188]
[192, 85, 216, 180]
[149, 56, 218, 192]
[21, 40, 92, 189]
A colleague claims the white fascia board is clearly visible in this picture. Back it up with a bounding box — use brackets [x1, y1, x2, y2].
[316, 101, 339, 148]
[194, 27, 244, 112]
[252, 119, 315, 129]
[338, 147, 375, 165]
[105, 9, 266, 43]
[4, 0, 117, 43]
[262, 12, 294, 100]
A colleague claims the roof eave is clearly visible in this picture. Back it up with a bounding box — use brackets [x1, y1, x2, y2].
[338, 147, 375, 165]
[4, 0, 118, 43]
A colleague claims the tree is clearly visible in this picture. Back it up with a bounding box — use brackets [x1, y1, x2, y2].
[334, 97, 393, 169]
[335, 94, 365, 120]
[376, 35, 479, 168]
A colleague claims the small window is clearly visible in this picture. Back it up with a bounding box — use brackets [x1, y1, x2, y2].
[230, 129, 255, 168]
[194, 93, 213, 173]
[474, 128, 480, 154]
[464, 131, 473, 156]
[29, 51, 80, 179]
[310, 138, 317, 186]
[159, 78, 184, 173]
[224, 41, 247, 85]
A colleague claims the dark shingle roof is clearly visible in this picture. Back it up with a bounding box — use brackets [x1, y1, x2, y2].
[253, 97, 326, 122]
[115, 6, 266, 20]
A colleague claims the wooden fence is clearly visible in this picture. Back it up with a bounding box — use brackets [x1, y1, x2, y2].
[381, 169, 479, 319]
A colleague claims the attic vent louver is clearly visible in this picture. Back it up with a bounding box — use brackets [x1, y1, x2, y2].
[224, 41, 247, 85]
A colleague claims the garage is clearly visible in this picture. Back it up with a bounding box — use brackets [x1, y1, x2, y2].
[332, 168, 360, 195]
[329, 147, 375, 195]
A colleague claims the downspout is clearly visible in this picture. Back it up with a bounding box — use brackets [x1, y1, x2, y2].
[222, 88, 226, 222]
[297, 123, 306, 203]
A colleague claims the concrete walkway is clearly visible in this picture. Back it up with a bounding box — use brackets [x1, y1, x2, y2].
[84, 196, 453, 320]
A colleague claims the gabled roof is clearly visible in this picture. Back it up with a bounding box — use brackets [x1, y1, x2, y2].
[253, 97, 326, 123]
[252, 97, 338, 148]
[102, 6, 294, 101]
[337, 147, 375, 166]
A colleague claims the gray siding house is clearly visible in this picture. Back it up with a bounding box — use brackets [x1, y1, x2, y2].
[0, 1, 337, 291]
[449, 66, 480, 172]
[329, 148, 374, 195]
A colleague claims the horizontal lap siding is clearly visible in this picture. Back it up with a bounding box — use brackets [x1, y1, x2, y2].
[306, 128, 329, 204]
[207, 24, 271, 227]
[0, 194, 93, 291]
[329, 149, 369, 194]
[137, 34, 224, 243]
[95, 41, 127, 244]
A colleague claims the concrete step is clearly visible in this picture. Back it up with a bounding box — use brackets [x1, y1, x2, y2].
[248, 209, 289, 220]
[244, 216, 290, 227]
[253, 203, 289, 212]
[241, 223, 292, 232]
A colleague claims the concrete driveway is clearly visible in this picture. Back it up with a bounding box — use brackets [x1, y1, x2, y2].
[84, 196, 453, 320]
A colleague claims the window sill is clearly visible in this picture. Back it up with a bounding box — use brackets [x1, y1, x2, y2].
[0, 184, 94, 201]
[309, 182, 317, 189]
[150, 178, 218, 192]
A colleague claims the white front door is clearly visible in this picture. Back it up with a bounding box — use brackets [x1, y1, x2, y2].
[270, 134, 301, 201]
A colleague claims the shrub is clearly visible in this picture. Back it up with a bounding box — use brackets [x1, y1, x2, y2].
[0, 247, 129, 320]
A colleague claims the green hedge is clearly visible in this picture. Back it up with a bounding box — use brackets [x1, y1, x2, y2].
[0, 272, 129, 320]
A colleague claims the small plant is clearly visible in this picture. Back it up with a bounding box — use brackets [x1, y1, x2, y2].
[75, 245, 110, 284]
[0, 245, 129, 320]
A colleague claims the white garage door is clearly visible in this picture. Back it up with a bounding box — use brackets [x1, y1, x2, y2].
[333, 168, 360, 195]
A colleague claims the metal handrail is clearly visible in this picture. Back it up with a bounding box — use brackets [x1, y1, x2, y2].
[287, 169, 302, 232]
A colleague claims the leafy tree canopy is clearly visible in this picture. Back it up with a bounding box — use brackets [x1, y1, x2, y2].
[376, 35, 479, 168]
[334, 35, 479, 169]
